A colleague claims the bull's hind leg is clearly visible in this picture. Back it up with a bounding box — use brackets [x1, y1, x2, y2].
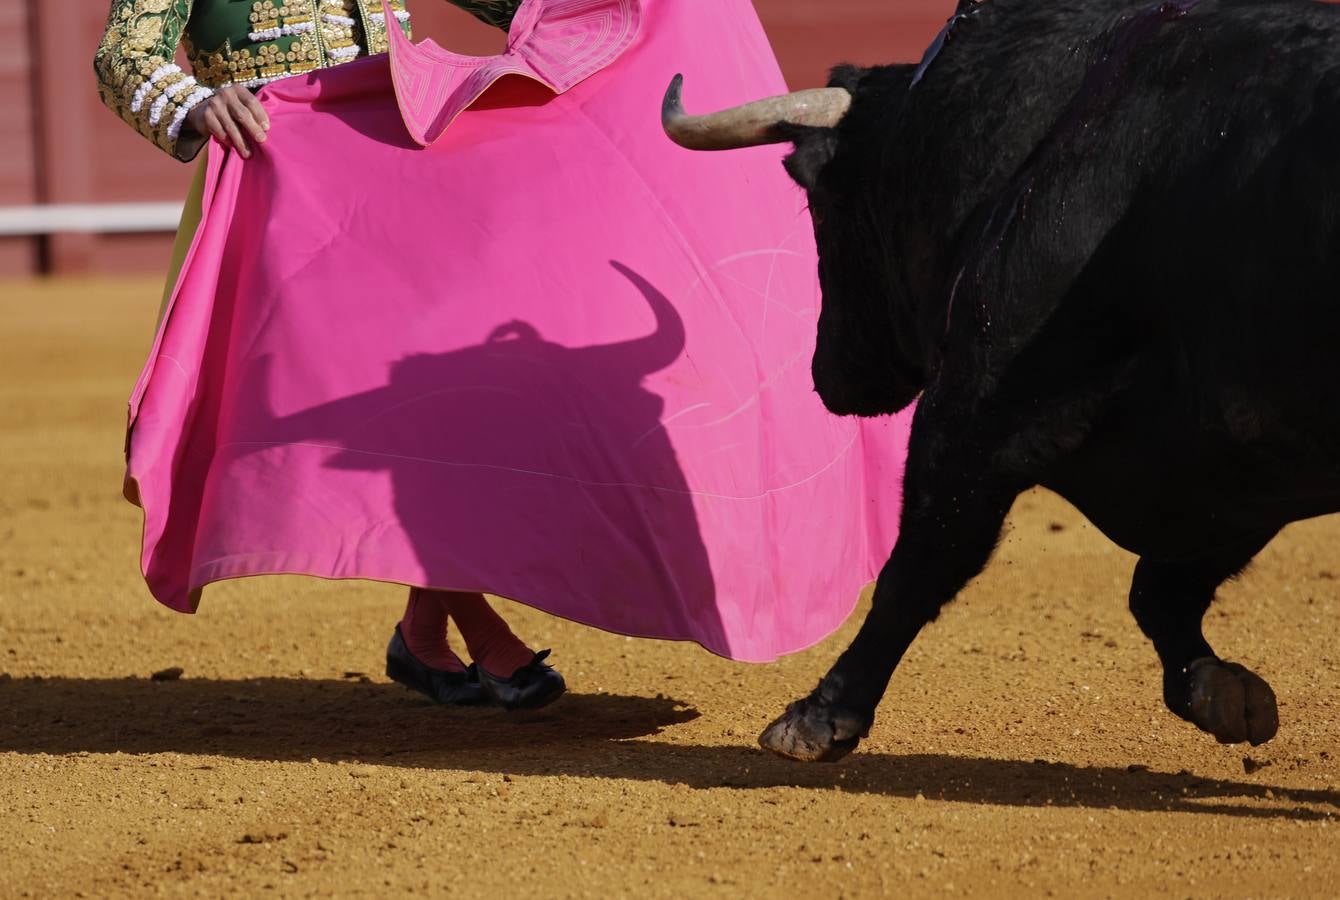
[759, 423, 1017, 762]
[1129, 535, 1280, 746]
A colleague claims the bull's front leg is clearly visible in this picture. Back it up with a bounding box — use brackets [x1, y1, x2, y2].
[1128, 535, 1281, 746]
[760, 417, 1019, 762]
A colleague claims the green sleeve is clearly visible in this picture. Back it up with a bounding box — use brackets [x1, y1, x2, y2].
[93, 0, 211, 162]
[446, 0, 524, 30]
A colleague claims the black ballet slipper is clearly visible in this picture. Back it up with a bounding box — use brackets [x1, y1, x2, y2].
[385, 625, 489, 707]
[477, 649, 567, 711]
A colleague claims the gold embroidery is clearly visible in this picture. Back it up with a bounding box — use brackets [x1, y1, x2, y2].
[359, 0, 411, 56]
[94, 0, 195, 158]
[189, 41, 233, 87]
[286, 32, 320, 76]
[256, 43, 286, 79]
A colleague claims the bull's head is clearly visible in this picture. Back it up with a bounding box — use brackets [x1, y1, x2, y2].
[663, 68, 925, 417]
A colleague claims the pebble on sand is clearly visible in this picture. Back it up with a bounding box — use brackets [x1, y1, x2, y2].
[151, 666, 184, 681]
[1243, 756, 1272, 775]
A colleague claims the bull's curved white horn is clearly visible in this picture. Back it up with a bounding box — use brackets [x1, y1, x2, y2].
[661, 74, 852, 151]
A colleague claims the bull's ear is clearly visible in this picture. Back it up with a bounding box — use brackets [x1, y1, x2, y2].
[778, 65, 866, 191]
[826, 63, 870, 94]
[778, 123, 840, 192]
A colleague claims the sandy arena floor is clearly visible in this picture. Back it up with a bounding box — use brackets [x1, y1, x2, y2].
[1, 277, 1337, 898]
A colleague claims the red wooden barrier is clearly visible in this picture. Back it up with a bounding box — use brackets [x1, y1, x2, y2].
[0, 0, 37, 273]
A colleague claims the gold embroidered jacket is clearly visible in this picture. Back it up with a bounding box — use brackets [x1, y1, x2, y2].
[94, 0, 524, 161]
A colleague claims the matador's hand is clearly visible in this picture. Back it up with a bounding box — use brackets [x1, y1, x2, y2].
[185, 85, 270, 159]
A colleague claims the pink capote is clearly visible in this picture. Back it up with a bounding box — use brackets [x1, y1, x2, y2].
[126, 0, 914, 662]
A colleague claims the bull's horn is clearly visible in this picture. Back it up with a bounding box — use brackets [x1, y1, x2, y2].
[661, 74, 852, 151]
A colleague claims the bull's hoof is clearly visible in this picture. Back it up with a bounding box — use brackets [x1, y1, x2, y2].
[1183, 657, 1279, 746]
[757, 698, 869, 763]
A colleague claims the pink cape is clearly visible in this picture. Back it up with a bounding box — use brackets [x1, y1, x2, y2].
[126, 0, 913, 662]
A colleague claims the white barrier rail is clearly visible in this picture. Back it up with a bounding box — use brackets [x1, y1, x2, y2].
[0, 203, 186, 236]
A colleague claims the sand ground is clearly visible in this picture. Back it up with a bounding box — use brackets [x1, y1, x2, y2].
[1, 277, 1337, 898]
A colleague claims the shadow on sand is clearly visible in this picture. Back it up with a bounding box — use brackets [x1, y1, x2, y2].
[2, 677, 1336, 821]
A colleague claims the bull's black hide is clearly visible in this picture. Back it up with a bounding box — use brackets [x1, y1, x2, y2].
[762, 0, 1340, 761]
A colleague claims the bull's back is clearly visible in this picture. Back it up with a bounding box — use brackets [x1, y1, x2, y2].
[1099, 1, 1340, 458]
[916, 0, 1340, 551]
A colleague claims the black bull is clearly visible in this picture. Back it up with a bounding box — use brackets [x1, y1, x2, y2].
[664, 0, 1340, 761]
